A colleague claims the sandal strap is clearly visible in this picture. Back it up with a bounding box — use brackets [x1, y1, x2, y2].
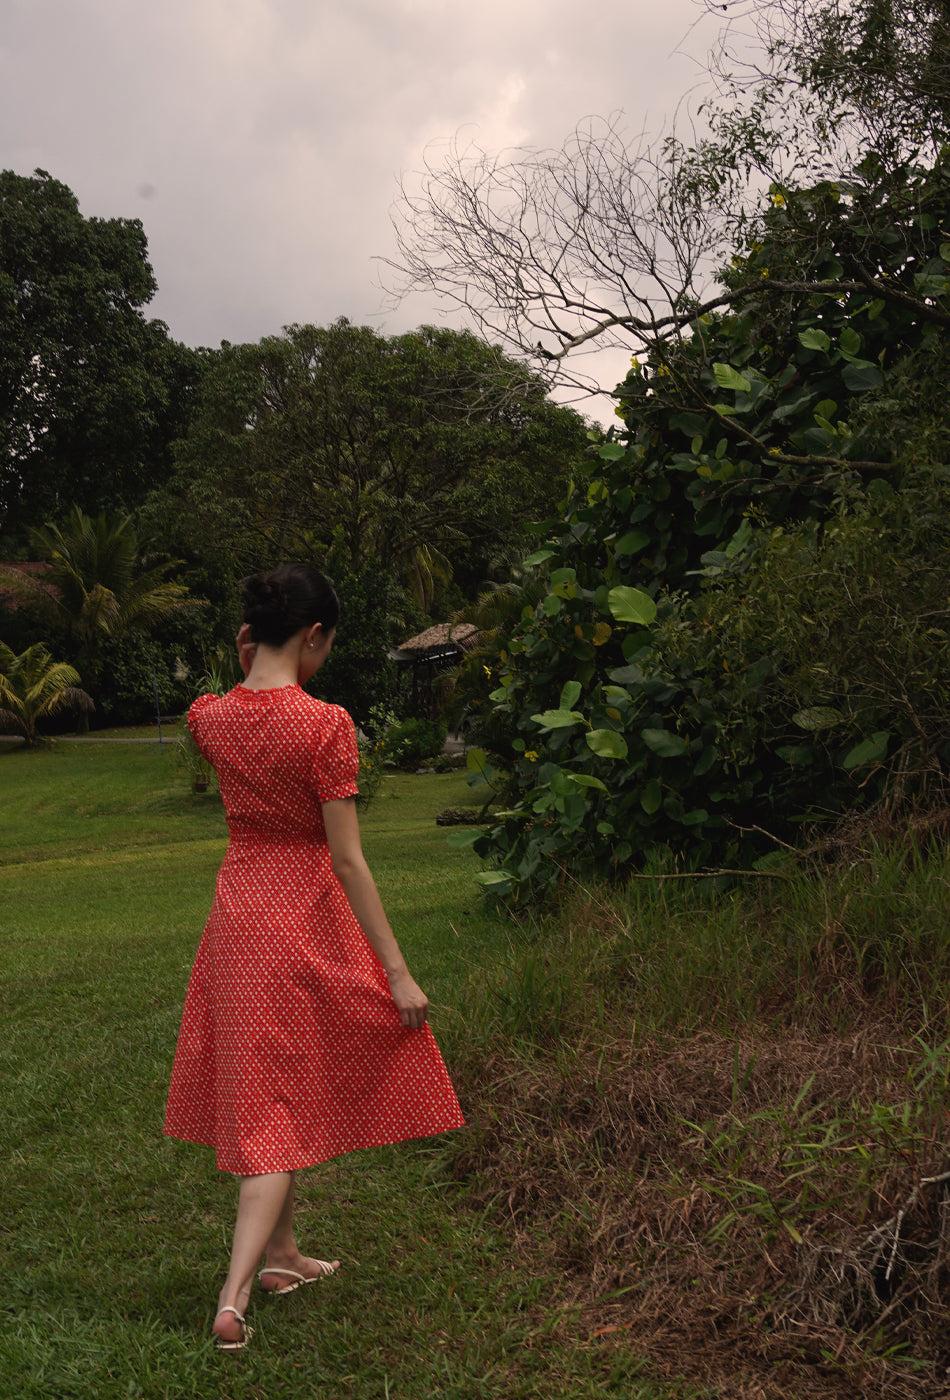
[259, 1261, 336, 1281]
[215, 1305, 247, 1323]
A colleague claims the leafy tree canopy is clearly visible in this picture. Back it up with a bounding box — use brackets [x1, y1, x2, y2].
[701, 0, 950, 173]
[0, 169, 205, 547]
[153, 319, 587, 607]
[387, 0, 950, 899]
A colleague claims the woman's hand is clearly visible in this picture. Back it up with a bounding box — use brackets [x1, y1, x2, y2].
[236, 623, 257, 678]
[386, 969, 429, 1029]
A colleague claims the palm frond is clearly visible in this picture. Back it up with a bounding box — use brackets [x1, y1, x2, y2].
[0, 643, 93, 742]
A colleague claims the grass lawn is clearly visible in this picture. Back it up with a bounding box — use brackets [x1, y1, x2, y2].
[0, 744, 684, 1400]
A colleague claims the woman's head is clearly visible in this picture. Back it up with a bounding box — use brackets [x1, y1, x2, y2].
[241, 564, 340, 647]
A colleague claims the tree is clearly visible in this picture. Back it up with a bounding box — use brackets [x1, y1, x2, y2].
[0, 169, 204, 545]
[0, 642, 93, 745]
[388, 120, 722, 395]
[0, 506, 199, 682]
[154, 319, 587, 603]
[388, 2, 950, 396]
[701, 0, 950, 167]
[457, 159, 950, 899]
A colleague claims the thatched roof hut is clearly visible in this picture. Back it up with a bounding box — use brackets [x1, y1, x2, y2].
[389, 622, 480, 665]
[389, 622, 481, 715]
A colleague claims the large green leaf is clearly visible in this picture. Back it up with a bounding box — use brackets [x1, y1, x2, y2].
[842, 361, 883, 391]
[713, 363, 751, 392]
[641, 728, 687, 757]
[568, 772, 609, 792]
[792, 706, 843, 732]
[841, 731, 890, 770]
[559, 680, 582, 710]
[473, 870, 515, 888]
[614, 529, 650, 556]
[446, 828, 482, 848]
[531, 708, 583, 729]
[839, 326, 861, 357]
[607, 586, 657, 625]
[586, 729, 628, 759]
[799, 327, 831, 352]
[640, 778, 662, 814]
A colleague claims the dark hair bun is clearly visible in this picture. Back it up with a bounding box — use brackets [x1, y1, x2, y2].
[241, 564, 340, 647]
[243, 576, 287, 629]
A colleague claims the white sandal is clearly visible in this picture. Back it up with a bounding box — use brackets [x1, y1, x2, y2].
[214, 1305, 253, 1352]
[258, 1260, 338, 1295]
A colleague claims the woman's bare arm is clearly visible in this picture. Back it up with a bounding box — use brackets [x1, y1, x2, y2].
[322, 796, 429, 1028]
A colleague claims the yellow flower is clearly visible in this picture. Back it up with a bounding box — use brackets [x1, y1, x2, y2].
[772, 191, 786, 207]
[524, 750, 539, 763]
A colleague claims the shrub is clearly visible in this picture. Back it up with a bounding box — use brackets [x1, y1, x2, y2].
[94, 632, 190, 726]
[356, 731, 387, 809]
[385, 717, 447, 768]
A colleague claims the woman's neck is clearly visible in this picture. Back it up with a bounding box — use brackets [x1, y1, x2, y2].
[241, 641, 301, 691]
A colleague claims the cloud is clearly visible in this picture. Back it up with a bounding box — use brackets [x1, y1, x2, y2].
[0, 0, 721, 415]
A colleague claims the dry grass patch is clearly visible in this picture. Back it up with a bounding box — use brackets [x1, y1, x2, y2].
[453, 1027, 949, 1397]
[444, 861, 950, 1399]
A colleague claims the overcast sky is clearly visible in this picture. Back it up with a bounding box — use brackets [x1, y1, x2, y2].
[1, 0, 727, 419]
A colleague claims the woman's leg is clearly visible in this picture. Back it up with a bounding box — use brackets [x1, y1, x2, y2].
[212, 1171, 294, 1345]
[259, 1174, 341, 1292]
[263, 1172, 298, 1258]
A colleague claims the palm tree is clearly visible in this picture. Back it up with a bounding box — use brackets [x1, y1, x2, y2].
[0, 643, 93, 745]
[0, 506, 198, 679]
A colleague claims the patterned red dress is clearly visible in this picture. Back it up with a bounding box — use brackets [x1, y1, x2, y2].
[164, 684, 464, 1175]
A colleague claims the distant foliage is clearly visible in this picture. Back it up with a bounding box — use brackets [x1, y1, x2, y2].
[94, 632, 195, 727]
[156, 319, 585, 607]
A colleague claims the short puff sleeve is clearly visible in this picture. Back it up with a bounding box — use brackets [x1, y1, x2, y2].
[310, 703, 360, 803]
[186, 693, 218, 762]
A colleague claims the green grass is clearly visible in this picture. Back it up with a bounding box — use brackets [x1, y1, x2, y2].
[0, 745, 695, 1400]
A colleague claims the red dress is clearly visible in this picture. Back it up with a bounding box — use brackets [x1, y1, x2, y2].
[164, 684, 464, 1175]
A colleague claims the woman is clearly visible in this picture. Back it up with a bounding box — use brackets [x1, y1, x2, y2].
[164, 564, 463, 1351]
